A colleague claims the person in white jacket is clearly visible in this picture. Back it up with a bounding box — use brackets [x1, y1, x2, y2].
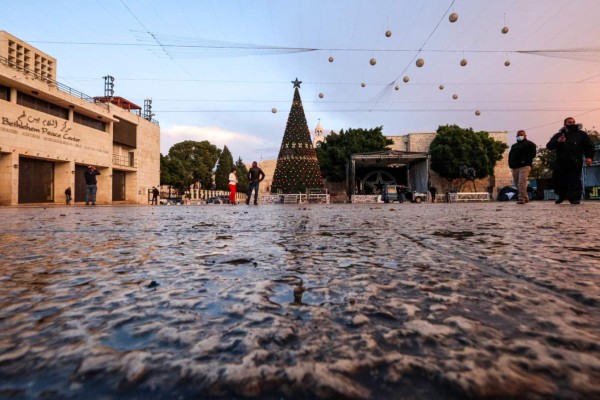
[228, 168, 238, 205]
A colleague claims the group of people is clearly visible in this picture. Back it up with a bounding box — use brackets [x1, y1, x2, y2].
[228, 161, 265, 205]
[509, 116, 595, 205]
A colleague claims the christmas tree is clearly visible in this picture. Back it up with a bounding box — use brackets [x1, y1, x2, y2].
[271, 78, 324, 193]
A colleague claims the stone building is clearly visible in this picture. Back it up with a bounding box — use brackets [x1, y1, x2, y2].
[313, 119, 326, 148]
[388, 132, 512, 194]
[0, 31, 160, 205]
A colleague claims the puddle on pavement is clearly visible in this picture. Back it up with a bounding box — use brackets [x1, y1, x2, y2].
[0, 205, 598, 399]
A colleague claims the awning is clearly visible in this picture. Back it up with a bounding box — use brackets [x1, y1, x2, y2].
[347, 150, 430, 196]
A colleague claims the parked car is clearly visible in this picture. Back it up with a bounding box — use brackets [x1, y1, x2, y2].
[381, 184, 427, 203]
[160, 197, 184, 205]
[206, 195, 231, 204]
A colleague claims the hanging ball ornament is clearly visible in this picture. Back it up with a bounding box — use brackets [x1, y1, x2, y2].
[460, 58, 468, 66]
[439, 84, 445, 90]
[416, 58, 425, 67]
[271, 108, 277, 113]
[394, 85, 399, 91]
[504, 60, 511, 67]
[403, 76, 409, 83]
[449, 13, 458, 23]
[328, 56, 334, 62]
[475, 110, 481, 116]
[502, 26, 509, 34]
[361, 82, 366, 87]
[319, 92, 324, 99]
[370, 58, 377, 66]
[452, 94, 458, 100]
[385, 30, 392, 37]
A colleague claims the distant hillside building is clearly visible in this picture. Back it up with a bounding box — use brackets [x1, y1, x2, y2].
[0, 31, 160, 205]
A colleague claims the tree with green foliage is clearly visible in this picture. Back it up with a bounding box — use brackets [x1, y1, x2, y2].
[235, 157, 249, 194]
[214, 146, 234, 191]
[429, 124, 508, 190]
[530, 147, 556, 180]
[160, 153, 188, 191]
[585, 128, 600, 144]
[167, 140, 221, 190]
[315, 126, 393, 182]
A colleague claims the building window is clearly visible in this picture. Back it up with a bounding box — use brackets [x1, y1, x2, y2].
[74, 112, 106, 132]
[0, 84, 9, 101]
[113, 119, 137, 148]
[16, 92, 68, 119]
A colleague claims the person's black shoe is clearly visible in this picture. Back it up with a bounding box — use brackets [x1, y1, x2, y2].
[570, 199, 581, 204]
[254, 202, 258, 205]
[555, 197, 564, 204]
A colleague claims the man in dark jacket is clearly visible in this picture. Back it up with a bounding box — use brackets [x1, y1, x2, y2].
[246, 161, 265, 205]
[84, 165, 101, 206]
[508, 130, 537, 204]
[547, 117, 595, 204]
[152, 186, 159, 205]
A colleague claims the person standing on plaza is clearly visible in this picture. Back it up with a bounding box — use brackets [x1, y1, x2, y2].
[228, 168, 238, 205]
[508, 130, 537, 204]
[151, 186, 159, 205]
[546, 117, 595, 204]
[246, 161, 265, 205]
[429, 186, 437, 203]
[84, 165, 100, 206]
[396, 185, 407, 203]
[65, 187, 72, 205]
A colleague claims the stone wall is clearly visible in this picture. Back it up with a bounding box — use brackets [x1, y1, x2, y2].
[390, 131, 511, 196]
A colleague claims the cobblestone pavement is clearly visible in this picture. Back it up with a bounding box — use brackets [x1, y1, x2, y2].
[0, 202, 599, 399]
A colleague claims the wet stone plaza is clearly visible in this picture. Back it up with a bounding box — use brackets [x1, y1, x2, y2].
[0, 202, 599, 399]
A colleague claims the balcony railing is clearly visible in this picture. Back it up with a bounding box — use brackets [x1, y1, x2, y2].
[1, 55, 160, 125]
[113, 153, 137, 168]
[1, 55, 109, 110]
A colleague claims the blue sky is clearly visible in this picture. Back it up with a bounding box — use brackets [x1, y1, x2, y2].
[2, 0, 600, 162]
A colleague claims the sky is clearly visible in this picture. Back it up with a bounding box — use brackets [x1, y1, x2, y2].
[2, 0, 600, 162]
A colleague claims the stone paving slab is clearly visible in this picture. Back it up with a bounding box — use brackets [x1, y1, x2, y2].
[0, 202, 599, 399]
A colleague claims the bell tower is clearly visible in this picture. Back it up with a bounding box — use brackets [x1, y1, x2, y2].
[313, 119, 325, 147]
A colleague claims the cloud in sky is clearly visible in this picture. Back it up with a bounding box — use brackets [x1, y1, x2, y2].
[161, 125, 279, 162]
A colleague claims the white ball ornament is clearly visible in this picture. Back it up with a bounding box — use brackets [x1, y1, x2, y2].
[319, 92, 324, 98]
[475, 110, 481, 116]
[460, 58, 468, 67]
[361, 82, 366, 87]
[328, 56, 334, 62]
[271, 108, 277, 113]
[452, 94, 458, 100]
[449, 13, 458, 23]
[394, 85, 399, 91]
[439, 84, 444, 90]
[504, 60, 511, 67]
[416, 58, 425, 67]
[370, 58, 377, 66]
[502, 26, 509, 34]
[403, 76, 409, 83]
[385, 31, 392, 37]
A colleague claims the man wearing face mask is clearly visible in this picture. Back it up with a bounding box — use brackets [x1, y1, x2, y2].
[546, 117, 595, 204]
[508, 130, 537, 204]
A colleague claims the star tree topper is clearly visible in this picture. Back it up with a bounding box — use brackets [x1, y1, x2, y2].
[292, 78, 302, 88]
